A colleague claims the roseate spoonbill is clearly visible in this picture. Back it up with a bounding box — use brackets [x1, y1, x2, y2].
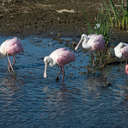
[0, 37, 24, 72]
[75, 34, 105, 65]
[43, 48, 75, 81]
[114, 42, 128, 75]
[114, 42, 128, 59]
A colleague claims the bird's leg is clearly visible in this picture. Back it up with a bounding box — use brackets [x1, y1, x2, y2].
[56, 66, 65, 82]
[61, 66, 65, 82]
[12, 56, 16, 66]
[56, 70, 61, 81]
[91, 53, 95, 67]
[99, 50, 102, 65]
[8, 62, 11, 72]
[7, 54, 14, 72]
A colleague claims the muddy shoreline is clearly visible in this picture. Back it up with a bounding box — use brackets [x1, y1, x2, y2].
[0, 0, 103, 37]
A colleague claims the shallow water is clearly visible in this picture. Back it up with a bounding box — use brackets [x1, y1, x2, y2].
[0, 36, 128, 128]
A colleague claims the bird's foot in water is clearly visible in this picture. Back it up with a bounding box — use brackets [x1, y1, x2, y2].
[8, 66, 11, 72]
[56, 76, 59, 82]
[8, 66, 14, 72]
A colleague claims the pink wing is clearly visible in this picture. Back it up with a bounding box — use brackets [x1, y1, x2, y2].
[57, 50, 75, 66]
[88, 34, 105, 51]
[121, 46, 128, 58]
[50, 48, 75, 66]
[92, 41, 105, 50]
[5, 37, 23, 55]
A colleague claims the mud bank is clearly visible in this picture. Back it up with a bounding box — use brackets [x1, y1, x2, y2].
[0, 0, 103, 36]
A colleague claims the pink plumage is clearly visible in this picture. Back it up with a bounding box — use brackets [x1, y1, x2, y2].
[50, 48, 75, 66]
[75, 34, 105, 51]
[114, 42, 128, 75]
[120, 45, 128, 75]
[0, 37, 24, 72]
[2, 37, 23, 55]
[87, 34, 105, 51]
[43, 48, 75, 81]
[114, 42, 128, 59]
[75, 34, 105, 65]
[121, 46, 128, 58]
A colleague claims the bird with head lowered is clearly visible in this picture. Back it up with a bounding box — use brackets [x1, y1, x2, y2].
[0, 37, 24, 72]
[43, 48, 75, 81]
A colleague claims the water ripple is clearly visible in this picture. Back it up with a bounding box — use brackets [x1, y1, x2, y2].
[0, 36, 128, 128]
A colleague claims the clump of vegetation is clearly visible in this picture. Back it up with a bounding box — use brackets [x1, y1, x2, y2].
[87, 0, 128, 38]
[88, 13, 111, 45]
[86, 3, 114, 68]
[87, 0, 128, 41]
[85, 0, 128, 69]
[104, 0, 128, 30]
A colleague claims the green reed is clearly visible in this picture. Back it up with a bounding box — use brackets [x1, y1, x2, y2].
[88, 8, 111, 45]
[105, 0, 128, 30]
[87, 0, 128, 43]
[84, 1, 128, 67]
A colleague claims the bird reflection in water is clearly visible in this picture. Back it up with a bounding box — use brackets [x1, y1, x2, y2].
[43, 83, 81, 120]
[0, 74, 24, 107]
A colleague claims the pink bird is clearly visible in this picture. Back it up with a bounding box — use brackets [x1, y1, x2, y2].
[114, 42, 128, 59]
[75, 34, 105, 65]
[43, 48, 75, 81]
[0, 37, 24, 72]
[114, 42, 128, 75]
[75, 34, 105, 51]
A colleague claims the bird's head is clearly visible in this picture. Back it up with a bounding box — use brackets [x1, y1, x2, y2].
[75, 34, 88, 51]
[81, 34, 88, 41]
[44, 56, 53, 66]
[43, 56, 53, 78]
[119, 42, 127, 48]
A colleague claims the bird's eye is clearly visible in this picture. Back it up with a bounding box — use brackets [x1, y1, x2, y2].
[121, 44, 125, 48]
[46, 59, 50, 64]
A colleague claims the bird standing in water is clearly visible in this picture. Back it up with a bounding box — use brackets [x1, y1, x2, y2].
[75, 34, 105, 65]
[43, 48, 75, 81]
[114, 42, 128, 75]
[0, 37, 24, 72]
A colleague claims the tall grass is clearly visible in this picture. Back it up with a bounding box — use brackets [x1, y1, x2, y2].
[87, 8, 111, 45]
[105, 0, 128, 30]
[86, 4, 113, 67]
[85, 0, 128, 68]
[87, 0, 128, 43]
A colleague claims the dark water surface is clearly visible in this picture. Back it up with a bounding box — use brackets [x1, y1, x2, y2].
[0, 36, 128, 128]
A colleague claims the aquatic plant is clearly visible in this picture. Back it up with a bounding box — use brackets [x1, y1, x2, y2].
[105, 0, 128, 30]
[88, 0, 128, 35]
[85, 0, 128, 68]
